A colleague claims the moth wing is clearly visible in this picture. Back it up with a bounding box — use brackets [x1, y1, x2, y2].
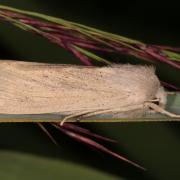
[0, 61, 139, 114]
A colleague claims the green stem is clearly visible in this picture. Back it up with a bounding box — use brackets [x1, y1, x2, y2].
[0, 117, 179, 123]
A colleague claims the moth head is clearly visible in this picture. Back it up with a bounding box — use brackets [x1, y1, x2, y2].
[154, 87, 167, 108]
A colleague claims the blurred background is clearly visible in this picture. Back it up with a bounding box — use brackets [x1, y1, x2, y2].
[0, 1, 180, 180]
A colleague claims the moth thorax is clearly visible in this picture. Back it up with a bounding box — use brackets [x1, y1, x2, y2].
[155, 87, 167, 108]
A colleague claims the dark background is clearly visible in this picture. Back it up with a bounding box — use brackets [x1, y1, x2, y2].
[0, 1, 180, 180]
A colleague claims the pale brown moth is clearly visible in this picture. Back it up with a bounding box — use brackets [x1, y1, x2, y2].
[0, 60, 179, 124]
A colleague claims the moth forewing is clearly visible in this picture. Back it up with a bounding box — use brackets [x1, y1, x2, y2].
[0, 60, 179, 120]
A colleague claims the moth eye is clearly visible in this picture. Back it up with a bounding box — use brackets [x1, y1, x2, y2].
[151, 98, 160, 105]
[154, 100, 160, 106]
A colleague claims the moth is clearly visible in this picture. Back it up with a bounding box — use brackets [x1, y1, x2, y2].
[0, 60, 179, 124]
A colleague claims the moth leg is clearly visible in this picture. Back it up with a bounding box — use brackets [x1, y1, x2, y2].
[145, 102, 180, 118]
[83, 105, 143, 118]
[60, 110, 97, 126]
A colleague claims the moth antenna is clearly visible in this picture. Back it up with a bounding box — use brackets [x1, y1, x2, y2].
[60, 110, 97, 126]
